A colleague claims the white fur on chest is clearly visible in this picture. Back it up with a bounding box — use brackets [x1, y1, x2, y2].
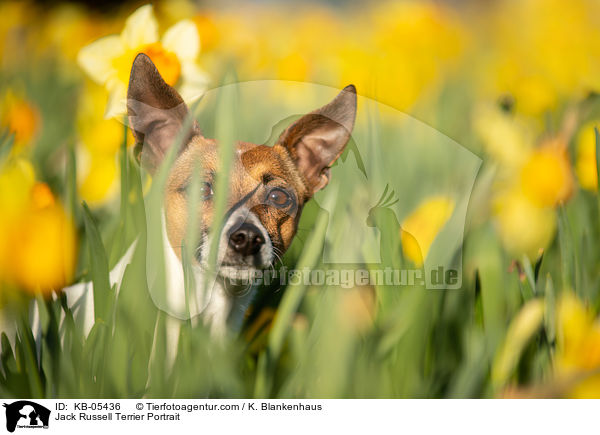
[31, 214, 256, 367]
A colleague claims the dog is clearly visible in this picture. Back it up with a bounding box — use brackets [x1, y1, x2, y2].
[31, 53, 356, 359]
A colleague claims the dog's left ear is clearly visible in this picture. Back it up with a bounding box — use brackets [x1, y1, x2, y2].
[278, 85, 357, 195]
[127, 53, 200, 174]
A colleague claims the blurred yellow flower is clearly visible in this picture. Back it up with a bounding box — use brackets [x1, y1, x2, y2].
[78, 83, 125, 156]
[9, 197, 77, 294]
[75, 82, 124, 206]
[0, 158, 35, 220]
[555, 294, 600, 398]
[0, 159, 77, 294]
[520, 139, 574, 207]
[31, 182, 55, 209]
[364, 1, 466, 111]
[0, 91, 40, 149]
[493, 188, 556, 259]
[481, 0, 600, 116]
[193, 13, 219, 53]
[38, 4, 116, 63]
[474, 104, 572, 258]
[400, 196, 455, 266]
[492, 298, 545, 387]
[77, 4, 208, 118]
[472, 103, 534, 170]
[78, 154, 118, 205]
[575, 121, 599, 191]
[198, 1, 465, 112]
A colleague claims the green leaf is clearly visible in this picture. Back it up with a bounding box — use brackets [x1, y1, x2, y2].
[16, 317, 44, 398]
[558, 206, 576, 293]
[82, 202, 111, 323]
[594, 126, 600, 197]
[0, 130, 14, 163]
[254, 187, 336, 398]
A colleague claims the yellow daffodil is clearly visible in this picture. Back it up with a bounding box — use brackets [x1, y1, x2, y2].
[76, 82, 129, 206]
[400, 196, 455, 266]
[365, 1, 467, 111]
[555, 294, 600, 398]
[78, 153, 119, 205]
[77, 4, 208, 119]
[493, 188, 556, 259]
[575, 121, 599, 191]
[192, 13, 219, 53]
[0, 159, 77, 294]
[39, 4, 119, 66]
[0, 90, 40, 150]
[480, 0, 600, 116]
[198, 1, 465, 112]
[472, 104, 535, 170]
[520, 139, 574, 207]
[473, 102, 572, 258]
[9, 196, 77, 293]
[0, 158, 35, 222]
[492, 298, 545, 387]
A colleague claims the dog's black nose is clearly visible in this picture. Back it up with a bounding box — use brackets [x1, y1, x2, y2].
[229, 223, 265, 256]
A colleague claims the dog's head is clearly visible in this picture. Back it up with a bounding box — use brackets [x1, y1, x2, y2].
[127, 53, 356, 280]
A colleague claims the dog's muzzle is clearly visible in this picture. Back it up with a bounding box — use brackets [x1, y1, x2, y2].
[211, 206, 273, 276]
[228, 223, 265, 257]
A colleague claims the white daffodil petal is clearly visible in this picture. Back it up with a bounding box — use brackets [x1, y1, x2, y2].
[179, 72, 209, 104]
[121, 5, 158, 50]
[77, 35, 123, 85]
[181, 62, 210, 86]
[162, 20, 200, 61]
[179, 62, 210, 102]
[104, 80, 128, 120]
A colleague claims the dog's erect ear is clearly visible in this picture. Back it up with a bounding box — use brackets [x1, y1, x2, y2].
[127, 53, 199, 173]
[278, 85, 357, 195]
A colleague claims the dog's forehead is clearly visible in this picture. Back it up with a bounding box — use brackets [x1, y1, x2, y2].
[172, 137, 305, 195]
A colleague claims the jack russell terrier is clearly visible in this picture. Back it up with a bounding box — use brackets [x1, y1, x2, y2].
[32, 53, 356, 357]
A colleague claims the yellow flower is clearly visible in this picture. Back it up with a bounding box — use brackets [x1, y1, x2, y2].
[9, 196, 77, 294]
[200, 2, 465, 112]
[0, 158, 36, 219]
[575, 121, 599, 191]
[473, 106, 571, 257]
[77, 4, 208, 118]
[0, 160, 77, 294]
[400, 196, 455, 266]
[480, 0, 600, 116]
[0, 91, 40, 149]
[38, 4, 115, 63]
[78, 154, 118, 206]
[354, 1, 467, 111]
[520, 139, 574, 207]
[493, 188, 556, 259]
[492, 298, 545, 387]
[31, 182, 55, 209]
[472, 103, 535, 170]
[193, 13, 219, 53]
[555, 294, 600, 398]
[78, 83, 125, 156]
[76, 82, 135, 206]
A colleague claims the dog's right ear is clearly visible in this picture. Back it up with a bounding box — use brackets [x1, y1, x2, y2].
[278, 85, 357, 196]
[127, 53, 199, 173]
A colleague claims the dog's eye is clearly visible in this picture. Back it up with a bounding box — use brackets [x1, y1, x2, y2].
[200, 182, 213, 199]
[267, 188, 292, 208]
